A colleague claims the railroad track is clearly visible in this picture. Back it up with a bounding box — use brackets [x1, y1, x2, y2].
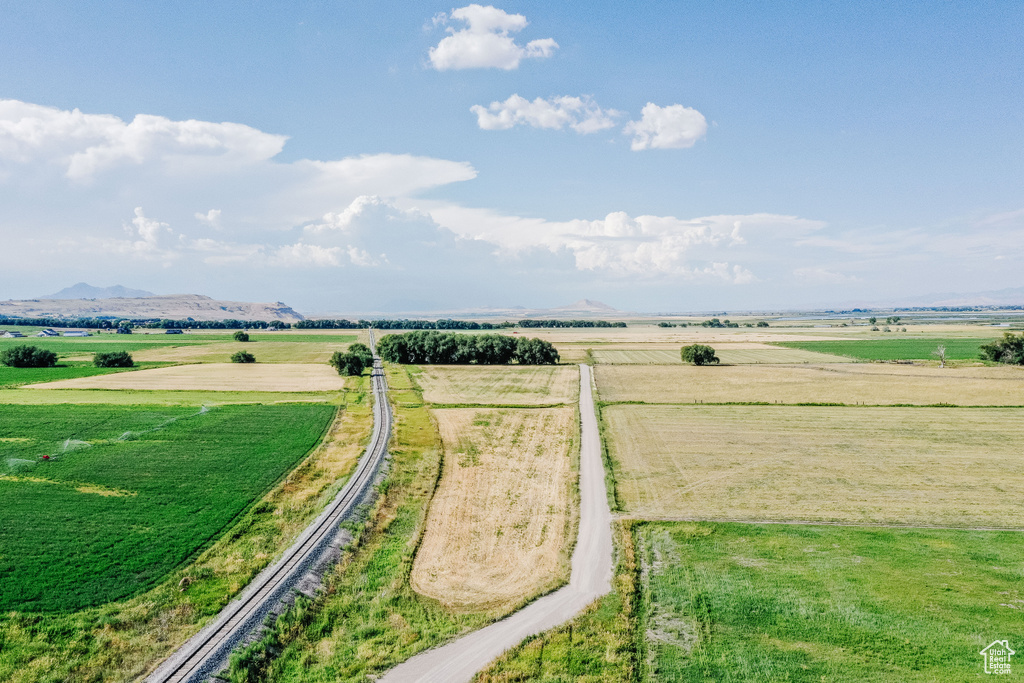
[147, 331, 392, 683]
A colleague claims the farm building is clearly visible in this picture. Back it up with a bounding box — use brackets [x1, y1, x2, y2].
[3, 331, 25, 338]
[36, 329, 59, 337]
[63, 331, 90, 337]
[165, 329, 184, 334]
[116, 327, 132, 334]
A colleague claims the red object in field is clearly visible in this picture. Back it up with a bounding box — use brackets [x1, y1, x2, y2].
[42, 455, 50, 460]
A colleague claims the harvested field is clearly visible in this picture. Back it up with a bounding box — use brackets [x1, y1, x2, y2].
[592, 344, 848, 365]
[595, 363, 1024, 405]
[412, 364, 578, 405]
[604, 404, 1024, 526]
[411, 407, 577, 613]
[24, 362, 349, 392]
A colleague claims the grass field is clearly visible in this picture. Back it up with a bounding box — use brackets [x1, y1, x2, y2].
[0, 403, 335, 612]
[776, 338, 995, 361]
[603, 404, 1024, 526]
[592, 346, 849, 365]
[133, 339, 357, 364]
[639, 522, 1024, 681]
[0, 361, 168, 388]
[412, 364, 579, 405]
[411, 407, 577, 613]
[0, 388, 343, 406]
[25, 363, 350, 392]
[595, 363, 1024, 405]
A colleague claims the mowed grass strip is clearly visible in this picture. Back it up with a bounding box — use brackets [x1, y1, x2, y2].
[640, 522, 1024, 682]
[412, 364, 579, 405]
[0, 403, 335, 612]
[0, 388, 339, 406]
[593, 346, 848, 365]
[604, 404, 1024, 527]
[24, 363, 349, 392]
[595, 363, 1024, 405]
[411, 407, 577, 614]
[775, 338, 995, 361]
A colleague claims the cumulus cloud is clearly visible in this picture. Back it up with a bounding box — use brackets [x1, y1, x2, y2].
[471, 94, 620, 133]
[195, 208, 222, 227]
[623, 102, 708, 151]
[0, 99, 286, 181]
[429, 5, 558, 70]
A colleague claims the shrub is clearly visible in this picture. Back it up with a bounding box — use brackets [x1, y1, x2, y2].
[233, 330, 250, 342]
[681, 344, 720, 366]
[93, 351, 134, 368]
[980, 332, 1024, 365]
[757, 321, 770, 328]
[231, 351, 256, 363]
[0, 345, 58, 368]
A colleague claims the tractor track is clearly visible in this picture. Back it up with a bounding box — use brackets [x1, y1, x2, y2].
[145, 332, 391, 683]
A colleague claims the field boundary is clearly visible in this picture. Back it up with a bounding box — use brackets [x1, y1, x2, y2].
[428, 401, 570, 409]
[598, 400, 1024, 408]
[618, 516, 1024, 532]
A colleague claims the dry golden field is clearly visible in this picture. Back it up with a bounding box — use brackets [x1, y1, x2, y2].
[595, 363, 1024, 405]
[410, 407, 577, 613]
[591, 344, 849, 365]
[604, 404, 1024, 527]
[25, 363, 349, 392]
[411, 364, 579, 405]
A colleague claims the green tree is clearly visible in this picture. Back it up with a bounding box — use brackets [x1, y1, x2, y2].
[231, 351, 256, 363]
[756, 321, 770, 328]
[233, 330, 250, 342]
[93, 351, 134, 368]
[329, 350, 367, 376]
[868, 316, 877, 325]
[681, 344, 720, 365]
[347, 342, 373, 367]
[0, 345, 58, 368]
[979, 333, 1024, 365]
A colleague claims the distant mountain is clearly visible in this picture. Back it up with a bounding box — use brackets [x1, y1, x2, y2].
[550, 299, 618, 313]
[2, 294, 304, 322]
[42, 283, 155, 299]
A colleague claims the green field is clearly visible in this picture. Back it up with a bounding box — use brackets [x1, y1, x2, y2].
[640, 522, 1024, 682]
[0, 403, 334, 612]
[775, 338, 994, 361]
[0, 362, 169, 388]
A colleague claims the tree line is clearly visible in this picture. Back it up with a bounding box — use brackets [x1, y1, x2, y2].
[376, 331, 559, 365]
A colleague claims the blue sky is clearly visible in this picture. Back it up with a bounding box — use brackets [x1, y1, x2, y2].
[0, 1, 1021, 312]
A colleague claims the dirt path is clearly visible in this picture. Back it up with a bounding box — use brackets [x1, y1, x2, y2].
[379, 364, 613, 683]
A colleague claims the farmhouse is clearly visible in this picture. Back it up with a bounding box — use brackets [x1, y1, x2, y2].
[36, 329, 59, 337]
[3, 330, 25, 338]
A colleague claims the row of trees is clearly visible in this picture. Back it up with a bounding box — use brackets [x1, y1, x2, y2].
[516, 319, 627, 328]
[376, 331, 559, 365]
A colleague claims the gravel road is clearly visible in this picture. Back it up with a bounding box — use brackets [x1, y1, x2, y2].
[379, 363, 613, 683]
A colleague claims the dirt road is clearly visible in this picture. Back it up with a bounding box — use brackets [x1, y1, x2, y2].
[379, 363, 613, 683]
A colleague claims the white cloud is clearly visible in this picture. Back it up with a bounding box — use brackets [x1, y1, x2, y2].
[429, 5, 558, 70]
[415, 202, 823, 282]
[269, 243, 346, 268]
[471, 94, 620, 133]
[0, 99, 286, 181]
[195, 208, 222, 227]
[623, 103, 708, 151]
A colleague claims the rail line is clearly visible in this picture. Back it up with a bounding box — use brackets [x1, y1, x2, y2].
[146, 331, 392, 683]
